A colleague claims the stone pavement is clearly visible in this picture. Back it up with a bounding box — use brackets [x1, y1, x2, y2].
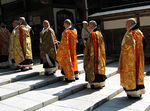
[94, 75, 150, 111]
[0, 56, 149, 111]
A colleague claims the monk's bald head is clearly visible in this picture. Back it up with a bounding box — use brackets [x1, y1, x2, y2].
[126, 18, 137, 31]
[43, 20, 50, 29]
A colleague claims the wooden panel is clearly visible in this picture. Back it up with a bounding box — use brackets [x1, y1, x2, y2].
[104, 19, 127, 30]
[1, 0, 16, 4]
[140, 16, 150, 26]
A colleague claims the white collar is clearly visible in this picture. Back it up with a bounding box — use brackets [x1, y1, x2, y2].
[42, 26, 50, 34]
[65, 25, 72, 30]
[14, 25, 19, 29]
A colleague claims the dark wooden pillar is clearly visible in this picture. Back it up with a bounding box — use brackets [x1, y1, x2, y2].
[48, 0, 54, 25]
[0, 0, 4, 22]
[82, 0, 88, 21]
[136, 13, 140, 26]
[100, 17, 104, 31]
[23, 0, 29, 21]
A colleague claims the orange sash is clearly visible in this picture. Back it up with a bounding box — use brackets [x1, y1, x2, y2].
[92, 32, 98, 72]
[19, 26, 25, 57]
[68, 30, 77, 70]
[131, 30, 139, 83]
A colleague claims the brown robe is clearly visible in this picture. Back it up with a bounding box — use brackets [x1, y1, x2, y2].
[84, 30, 106, 83]
[40, 27, 57, 68]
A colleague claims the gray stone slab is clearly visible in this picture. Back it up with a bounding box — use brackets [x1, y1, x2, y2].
[0, 83, 30, 94]
[0, 74, 87, 111]
[0, 103, 22, 111]
[0, 75, 63, 100]
[53, 99, 95, 111]
[94, 92, 150, 111]
[38, 104, 81, 111]
[0, 64, 43, 86]
[17, 91, 58, 106]
[94, 76, 150, 111]
[0, 78, 10, 86]
[94, 107, 133, 111]
[39, 75, 122, 111]
[0, 88, 18, 100]
[0, 96, 42, 111]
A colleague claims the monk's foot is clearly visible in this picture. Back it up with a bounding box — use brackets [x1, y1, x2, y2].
[29, 67, 33, 70]
[127, 94, 142, 99]
[45, 72, 54, 76]
[75, 74, 79, 80]
[68, 78, 75, 82]
[21, 67, 30, 71]
[64, 77, 75, 82]
[90, 84, 104, 89]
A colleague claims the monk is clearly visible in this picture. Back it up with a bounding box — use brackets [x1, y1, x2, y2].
[118, 18, 145, 98]
[40, 20, 58, 75]
[84, 20, 106, 89]
[13, 17, 33, 71]
[56, 19, 79, 82]
[9, 20, 19, 67]
[82, 21, 90, 46]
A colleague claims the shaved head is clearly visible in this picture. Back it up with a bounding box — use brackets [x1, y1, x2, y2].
[126, 18, 137, 31]
[43, 20, 50, 29]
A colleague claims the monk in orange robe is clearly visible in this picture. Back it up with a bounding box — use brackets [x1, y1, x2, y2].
[84, 20, 106, 89]
[56, 19, 78, 82]
[118, 18, 145, 98]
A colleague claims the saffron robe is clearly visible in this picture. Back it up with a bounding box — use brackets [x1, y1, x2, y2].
[56, 28, 78, 79]
[14, 25, 33, 66]
[84, 30, 106, 83]
[118, 28, 145, 93]
[40, 27, 57, 71]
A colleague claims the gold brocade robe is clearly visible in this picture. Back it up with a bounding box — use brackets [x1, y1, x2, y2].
[56, 29, 78, 79]
[118, 29, 144, 90]
[14, 25, 33, 65]
[40, 28, 57, 64]
[9, 27, 18, 60]
[84, 31, 106, 82]
[0, 27, 10, 56]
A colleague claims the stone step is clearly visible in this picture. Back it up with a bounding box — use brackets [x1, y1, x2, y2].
[0, 64, 43, 86]
[0, 61, 117, 101]
[0, 56, 116, 87]
[0, 62, 86, 101]
[94, 76, 150, 111]
[0, 74, 86, 111]
[0, 61, 85, 87]
[37, 74, 122, 111]
[0, 63, 118, 111]
[0, 72, 63, 101]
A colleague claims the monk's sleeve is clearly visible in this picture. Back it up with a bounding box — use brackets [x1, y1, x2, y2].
[100, 34, 106, 61]
[118, 34, 134, 73]
[84, 36, 91, 72]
